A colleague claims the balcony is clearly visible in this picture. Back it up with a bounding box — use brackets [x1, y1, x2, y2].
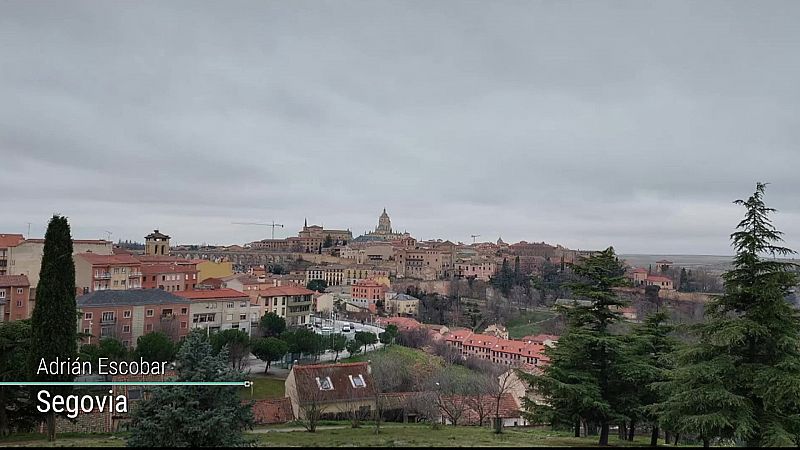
[128, 272, 142, 278]
[94, 273, 112, 279]
[161, 313, 176, 321]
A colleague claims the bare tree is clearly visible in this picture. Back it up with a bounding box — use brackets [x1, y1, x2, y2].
[464, 372, 495, 426]
[431, 368, 472, 426]
[431, 340, 463, 365]
[492, 368, 526, 433]
[370, 353, 407, 434]
[396, 328, 431, 349]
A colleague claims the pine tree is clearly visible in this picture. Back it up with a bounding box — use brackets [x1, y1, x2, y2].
[127, 330, 254, 447]
[29, 215, 77, 441]
[656, 183, 800, 447]
[522, 247, 629, 446]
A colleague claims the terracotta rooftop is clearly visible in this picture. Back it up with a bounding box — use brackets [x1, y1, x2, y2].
[291, 362, 376, 404]
[175, 288, 249, 300]
[0, 275, 30, 288]
[0, 234, 24, 248]
[76, 253, 141, 265]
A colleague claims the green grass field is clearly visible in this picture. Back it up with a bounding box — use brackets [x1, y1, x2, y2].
[240, 376, 286, 400]
[252, 424, 663, 447]
[0, 426, 666, 448]
[505, 310, 558, 339]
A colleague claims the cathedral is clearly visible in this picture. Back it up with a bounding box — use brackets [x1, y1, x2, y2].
[354, 209, 410, 242]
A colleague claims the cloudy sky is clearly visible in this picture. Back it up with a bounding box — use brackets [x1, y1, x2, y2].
[1, 1, 799, 255]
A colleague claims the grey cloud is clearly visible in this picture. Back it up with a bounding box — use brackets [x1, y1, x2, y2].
[1, 0, 799, 254]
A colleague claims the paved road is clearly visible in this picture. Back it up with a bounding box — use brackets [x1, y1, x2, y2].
[243, 319, 385, 375]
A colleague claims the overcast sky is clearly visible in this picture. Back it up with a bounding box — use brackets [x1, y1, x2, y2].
[1, 1, 799, 255]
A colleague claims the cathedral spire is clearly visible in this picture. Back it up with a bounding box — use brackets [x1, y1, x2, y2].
[304, 218, 307, 228]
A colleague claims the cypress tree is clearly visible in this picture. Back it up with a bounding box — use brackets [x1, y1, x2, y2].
[656, 183, 800, 447]
[29, 215, 77, 441]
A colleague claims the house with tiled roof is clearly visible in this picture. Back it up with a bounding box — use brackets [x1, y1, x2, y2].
[255, 285, 315, 328]
[285, 362, 376, 420]
[444, 330, 549, 368]
[75, 253, 143, 294]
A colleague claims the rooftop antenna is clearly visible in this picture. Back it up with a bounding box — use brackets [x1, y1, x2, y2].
[26, 222, 32, 239]
[470, 234, 481, 244]
[105, 230, 112, 241]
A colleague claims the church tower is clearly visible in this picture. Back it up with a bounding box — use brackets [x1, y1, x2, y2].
[145, 229, 171, 255]
[376, 208, 392, 234]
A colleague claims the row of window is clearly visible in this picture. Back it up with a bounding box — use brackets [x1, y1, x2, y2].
[84, 307, 189, 321]
[0, 288, 24, 298]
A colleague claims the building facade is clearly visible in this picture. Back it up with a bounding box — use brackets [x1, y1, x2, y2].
[144, 230, 170, 256]
[0, 234, 24, 276]
[0, 274, 31, 322]
[75, 253, 143, 294]
[256, 285, 315, 327]
[6, 238, 113, 288]
[77, 289, 192, 348]
[176, 288, 258, 335]
[351, 280, 387, 314]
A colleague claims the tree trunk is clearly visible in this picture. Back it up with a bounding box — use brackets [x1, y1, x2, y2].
[47, 412, 56, 442]
[574, 419, 581, 438]
[599, 422, 609, 446]
[264, 361, 270, 373]
[628, 421, 636, 441]
[664, 431, 671, 445]
[650, 426, 659, 447]
[619, 422, 626, 439]
[703, 437, 709, 448]
[674, 433, 680, 445]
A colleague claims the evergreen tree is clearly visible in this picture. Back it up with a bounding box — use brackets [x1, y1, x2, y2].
[251, 337, 288, 373]
[135, 332, 177, 363]
[678, 268, 690, 292]
[522, 247, 629, 446]
[323, 234, 334, 248]
[656, 183, 800, 447]
[0, 320, 38, 436]
[329, 333, 347, 361]
[29, 215, 77, 441]
[127, 330, 254, 447]
[259, 312, 286, 337]
[619, 312, 676, 446]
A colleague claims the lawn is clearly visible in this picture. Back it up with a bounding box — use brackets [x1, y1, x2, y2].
[240, 376, 286, 400]
[342, 344, 441, 368]
[252, 424, 664, 447]
[0, 433, 126, 447]
[505, 310, 558, 339]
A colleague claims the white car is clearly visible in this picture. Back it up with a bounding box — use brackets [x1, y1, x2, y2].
[341, 324, 351, 333]
[320, 326, 333, 334]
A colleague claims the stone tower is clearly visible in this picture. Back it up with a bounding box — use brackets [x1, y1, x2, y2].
[376, 208, 392, 234]
[144, 229, 171, 256]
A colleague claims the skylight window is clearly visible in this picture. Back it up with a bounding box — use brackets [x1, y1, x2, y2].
[349, 374, 366, 388]
[316, 376, 334, 391]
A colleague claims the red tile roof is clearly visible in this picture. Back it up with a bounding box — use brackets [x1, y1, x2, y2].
[0, 234, 24, 248]
[76, 253, 141, 265]
[175, 288, 248, 300]
[24, 239, 110, 244]
[445, 393, 522, 424]
[0, 275, 30, 288]
[141, 263, 198, 275]
[291, 362, 376, 404]
[646, 275, 673, 283]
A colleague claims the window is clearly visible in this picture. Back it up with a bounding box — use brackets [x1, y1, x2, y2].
[316, 376, 334, 391]
[239, 314, 247, 321]
[83, 328, 90, 334]
[240, 302, 247, 307]
[146, 309, 154, 317]
[84, 312, 93, 320]
[226, 302, 234, 309]
[122, 340, 130, 348]
[16, 288, 23, 295]
[226, 314, 233, 321]
[123, 310, 131, 318]
[122, 325, 131, 333]
[1, 289, 6, 299]
[17, 301, 23, 307]
[146, 324, 153, 332]
[181, 321, 188, 329]
[181, 307, 188, 315]
[128, 388, 142, 400]
[113, 280, 118, 287]
[101, 312, 115, 322]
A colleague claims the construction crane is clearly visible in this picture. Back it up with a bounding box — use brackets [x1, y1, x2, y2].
[232, 221, 285, 239]
[470, 234, 481, 244]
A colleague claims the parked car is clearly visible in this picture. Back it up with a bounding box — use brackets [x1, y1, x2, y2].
[320, 326, 333, 334]
[341, 324, 351, 332]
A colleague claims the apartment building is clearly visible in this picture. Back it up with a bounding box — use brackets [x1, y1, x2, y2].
[350, 279, 387, 314]
[77, 289, 192, 348]
[455, 260, 496, 281]
[0, 275, 31, 322]
[75, 253, 143, 294]
[445, 330, 549, 370]
[0, 234, 24, 276]
[305, 265, 345, 286]
[140, 261, 198, 292]
[256, 285, 315, 327]
[394, 242, 456, 280]
[175, 288, 257, 335]
[384, 293, 419, 317]
[6, 238, 112, 287]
